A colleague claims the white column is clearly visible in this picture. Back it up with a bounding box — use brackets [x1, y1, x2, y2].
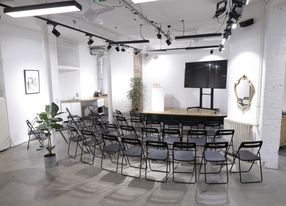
[259, 2, 286, 168]
[105, 52, 113, 123]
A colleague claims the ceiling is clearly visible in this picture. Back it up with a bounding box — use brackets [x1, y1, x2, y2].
[0, 0, 263, 50]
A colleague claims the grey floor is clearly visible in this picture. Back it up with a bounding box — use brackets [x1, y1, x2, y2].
[1, 135, 286, 206]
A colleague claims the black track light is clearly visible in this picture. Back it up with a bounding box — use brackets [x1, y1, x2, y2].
[214, 0, 227, 18]
[219, 44, 225, 53]
[210, 49, 214, 54]
[115, 46, 120, 52]
[166, 38, 172, 46]
[106, 44, 112, 51]
[229, 4, 243, 21]
[52, 25, 60, 37]
[121, 46, 126, 52]
[227, 19, 237, 29]
[233, 0, 249, 6]
[87, 36, 94, 46]
[157, 31, 162, 39]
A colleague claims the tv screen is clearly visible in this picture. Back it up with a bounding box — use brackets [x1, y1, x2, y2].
[184, 60, 228, 89]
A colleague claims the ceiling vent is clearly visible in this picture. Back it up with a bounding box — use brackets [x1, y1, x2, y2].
[90, 45, 106, 56]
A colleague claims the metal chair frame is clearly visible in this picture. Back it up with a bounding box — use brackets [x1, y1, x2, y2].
[145, 140, 170, 182]
[172, 142, 197, 184]
[230, 141, 263, 184]
[26, 119, 46, 150]
[121, 137, 145, 178]
[200, 142, 229, 184]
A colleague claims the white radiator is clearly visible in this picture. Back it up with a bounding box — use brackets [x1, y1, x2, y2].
[0, 97, 10, 151]
[224, 118, 254, 151]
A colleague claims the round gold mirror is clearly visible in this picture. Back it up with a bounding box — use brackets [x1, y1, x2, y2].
[234, 75, 255, 111]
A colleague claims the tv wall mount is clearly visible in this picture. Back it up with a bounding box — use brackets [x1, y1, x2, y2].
[187, 88, 220, 113]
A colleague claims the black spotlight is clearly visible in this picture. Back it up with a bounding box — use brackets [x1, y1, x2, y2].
[166, 38, 171, 46]
[52, 25, 60, 37]
[157, 31, 162, 39]
[230, 4, 243, 21]
[214, 0, 227, 18]
[210, 49, 214, 54]
[219, 44, 225, 53]
[233, 0, 249, 6]
[121, 46, 126, 52]
[115, 46, 120, 52]
[106, 44, 112, 51]
[87, 36, 94, 46]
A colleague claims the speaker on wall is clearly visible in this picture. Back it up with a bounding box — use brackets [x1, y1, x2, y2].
[239, 18, 254, 27]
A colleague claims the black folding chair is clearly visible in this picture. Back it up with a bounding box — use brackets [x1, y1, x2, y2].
[141, 127, 160, 142]
[145, 140, 170, 182]
[26, 119, 46, 150]
[120, 125, 139, 139]
[130, 117, 145, 135]
[181, 121, 198, 137]
[80, 130, 103, 165]
[172, 142, 197, 184]
[230, 141, 263, 183]
[162, 128, 182, 146]
[101, 133, 122, 173]
[200, 142, 229, 184]
[121, 137, 145, 178]
[67, 126, 84, 159]
[187, 129, 207, 158]
[212, 129, 235, 155]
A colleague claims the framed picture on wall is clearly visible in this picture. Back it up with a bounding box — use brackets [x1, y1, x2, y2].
[24, 70, 40, 94]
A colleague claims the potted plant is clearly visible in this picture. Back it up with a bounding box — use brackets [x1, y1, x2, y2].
[127, 77, 143, 116]
[36, 102, 63, 168]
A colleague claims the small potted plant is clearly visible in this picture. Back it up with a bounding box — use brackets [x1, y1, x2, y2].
[36, 102, 63, 168]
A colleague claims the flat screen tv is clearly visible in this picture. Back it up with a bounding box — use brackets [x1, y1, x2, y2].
[184, 60, 228, 89]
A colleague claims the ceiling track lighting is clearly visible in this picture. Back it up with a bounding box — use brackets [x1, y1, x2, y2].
[147, 45, 220, 53]
[157, 31, 162, 39]
[120, 0, 169, 39]
[52, 25, 60, 37]
[121, 45, 126, 52]
[4, 0, 82, 18]
[115, 46, 120, 52]
[219, 44, 225, 53]
[175, 32, 222, 40]
[110, 40, 149, 45]
[106, 44, 112, 51]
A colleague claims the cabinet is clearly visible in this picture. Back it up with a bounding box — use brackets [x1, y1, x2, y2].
[60, 96, 107, 121]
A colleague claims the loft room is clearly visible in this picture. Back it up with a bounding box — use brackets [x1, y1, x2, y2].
[0, 0, 286, 205]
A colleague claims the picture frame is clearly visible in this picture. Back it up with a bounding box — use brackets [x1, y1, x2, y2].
[24, 70, 40, 94]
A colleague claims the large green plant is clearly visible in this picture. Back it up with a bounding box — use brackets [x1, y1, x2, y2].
[127, 77, 143, 112]
[36, 102, 63, 156]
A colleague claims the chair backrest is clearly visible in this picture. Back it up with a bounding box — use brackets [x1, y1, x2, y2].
[173, 142, 196, 150]
[146, 140, 168, 150]
[162, 128, 181, 138]
[81, 129, 101, 143]
[205, 142, 228, 151]
[121, 137, 142, 146]
[26, 119, 35, 131]
[204, 121, 221, 131]
[163, 121, 180, 129]
[187, 129, 207, 139]
[238, 140, 263, 154]
[115, 109, 124, 117]
[146, 120, 162, 130]
[102, 133, 119, 143]
[116, 115, 129, 126]
[214, 129, 235, 142]
[120, 125, 137, 135]
[130, 117, 145, 127]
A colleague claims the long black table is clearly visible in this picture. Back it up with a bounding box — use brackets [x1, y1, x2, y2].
[141, 108, 227, 125]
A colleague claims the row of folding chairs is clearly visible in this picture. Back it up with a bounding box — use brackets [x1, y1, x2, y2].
[66, 120, 263, 184]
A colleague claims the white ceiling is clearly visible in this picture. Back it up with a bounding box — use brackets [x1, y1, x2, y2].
[0, 0, 263, 49]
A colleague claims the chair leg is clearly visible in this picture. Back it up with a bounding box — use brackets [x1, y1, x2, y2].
[27, 135, 31, 150]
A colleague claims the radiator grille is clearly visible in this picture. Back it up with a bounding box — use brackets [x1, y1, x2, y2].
[224, 119, 254, 151]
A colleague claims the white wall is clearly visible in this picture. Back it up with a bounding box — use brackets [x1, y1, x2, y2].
[59, 70, 81, 100]
[227, 2, 264, 125]
[283, 69, 286, 111]
[79, 44, 98, 99]
[0, 24, 50, 146]
[142, 51, 228, 113]
[110, 49, 134, 112]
